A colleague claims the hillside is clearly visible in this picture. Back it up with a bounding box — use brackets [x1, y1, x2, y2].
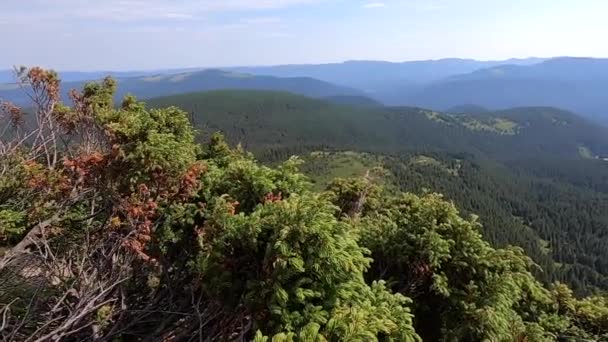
[322, 94, 382, 107]
[147, 90, 608, 160]
[301, 151, 608, 293]
[147, 90, 392, 154]
[449, 57, 608, 81]
[407, 57, 608, 122]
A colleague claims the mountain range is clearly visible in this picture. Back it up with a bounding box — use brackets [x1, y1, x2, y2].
[0, 67, 204, 83]
[407, 57, 608, 120]
[0, 69, 360, 104]
[228, 58, 546, 88]
[230, 57, 608, 122]
[3, 56, 608, 122]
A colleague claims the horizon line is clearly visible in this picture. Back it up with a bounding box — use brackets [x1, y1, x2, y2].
[1, 55, 606, 73]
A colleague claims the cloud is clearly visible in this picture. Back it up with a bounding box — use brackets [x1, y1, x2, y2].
[241, 17, 282, 25]
[0, 0, 330, 23]
[259, 32, 294, 38]
[363, 2, 386, 9]
[165, 13, 195, 20]
[361, 0, 446, 11]
[400, 0, 448, 11]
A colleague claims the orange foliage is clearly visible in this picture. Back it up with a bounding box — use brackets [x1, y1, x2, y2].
[178, 162, 206, 200]
[27, 67, 60, 103]
[263, 192, 283, 204]
[227, 201, 240, 216]
[0, 101, 24, 127]
[62, 151, 108, 187]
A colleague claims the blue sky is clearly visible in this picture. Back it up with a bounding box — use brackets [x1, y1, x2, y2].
[0, 0, 606, 70]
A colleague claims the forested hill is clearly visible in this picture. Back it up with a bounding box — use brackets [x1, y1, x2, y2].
[147, 90, 608, 160]
[322, 94, 383, 107]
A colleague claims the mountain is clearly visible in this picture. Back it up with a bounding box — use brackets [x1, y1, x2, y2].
[0, 69, 361, 105]
[146, 90, 608, 161]
[0, 58, 544, 86]
[111, 69, 362, 99]
[407, 57, 608, 122]
[0, 68, 203, 83]
[228, 58, 545, 90]
[449, 57, 608, 81]
[147, 90, 394, 154]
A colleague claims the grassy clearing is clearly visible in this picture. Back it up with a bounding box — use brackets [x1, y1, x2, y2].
[424, 111, 455, 125]
[578, 145, 594, 159]
[302, 151, 385, 190]
[460, 117, 519, 135]
[409, 155, 460, 176]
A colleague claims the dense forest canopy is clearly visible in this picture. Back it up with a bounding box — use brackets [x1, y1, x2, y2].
[146, 90, 608, 159]
[1, 68, 608, 341]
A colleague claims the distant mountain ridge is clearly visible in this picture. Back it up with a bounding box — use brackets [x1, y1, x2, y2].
[5, 56, 608, 122]
[0, 69, 361, 104]
[0, 57, 544, 96]
[447, 57, 608, 81]
[228, 57, 546, 89]
[226, 57, 608, 122]
[0, 67, 205, 83]
[407, 57, 608, 122]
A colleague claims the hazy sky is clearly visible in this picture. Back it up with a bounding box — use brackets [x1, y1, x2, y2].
[0, 0, 606, 70]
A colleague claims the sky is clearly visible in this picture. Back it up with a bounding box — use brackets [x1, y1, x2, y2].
[0, 0, 607, 70]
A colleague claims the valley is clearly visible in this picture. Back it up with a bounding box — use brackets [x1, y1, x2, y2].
[146, 89, 608, 295]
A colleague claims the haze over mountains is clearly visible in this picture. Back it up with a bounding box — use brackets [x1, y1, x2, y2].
[2, 56, 608, 123]
[0, 68, 204, 83]
[0, 69, 361, 105]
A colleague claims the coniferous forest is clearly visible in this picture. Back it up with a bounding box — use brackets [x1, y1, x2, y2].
[2, 69, 608, 341]
[148, 90, 608, 297]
